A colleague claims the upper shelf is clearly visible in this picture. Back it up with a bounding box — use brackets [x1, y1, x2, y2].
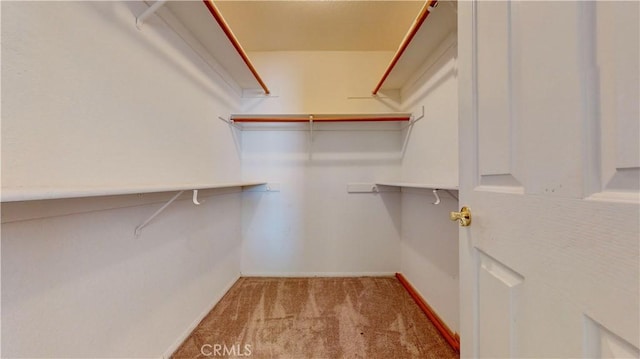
[141, 0, 455, 97]
[227, 113, 413, 131]
[373, 0, 457, 94]
[0, 182, 267, 203]
[139, 0, 270, 94]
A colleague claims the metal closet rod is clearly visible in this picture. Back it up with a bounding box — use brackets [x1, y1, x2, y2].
[201, 0, 271, 95]
[230, 115, 412, 123]
[372, 0, 438, 95]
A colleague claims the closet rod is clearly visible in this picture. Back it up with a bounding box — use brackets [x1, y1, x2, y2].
[201, 0, 270, 95]
[372, 0, 438, 95]
[231, 116, 411, 123]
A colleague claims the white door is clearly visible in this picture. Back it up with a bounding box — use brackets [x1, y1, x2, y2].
[457, 1, 639, 358]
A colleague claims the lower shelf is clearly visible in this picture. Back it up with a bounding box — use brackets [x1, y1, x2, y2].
[376, 182, 458, 191]
[1, 181, 267, 202]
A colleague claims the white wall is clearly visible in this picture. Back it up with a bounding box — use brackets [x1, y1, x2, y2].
[240, 52, 403, 275]
[399, 36, 460, 333]
[1, 2, 242, 189]
[2, 192, 242, 358]
[401, 35, 459, 184]
[2, 2, 243, 357]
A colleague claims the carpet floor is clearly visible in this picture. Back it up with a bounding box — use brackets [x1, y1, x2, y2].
[171, 276, 459, 359]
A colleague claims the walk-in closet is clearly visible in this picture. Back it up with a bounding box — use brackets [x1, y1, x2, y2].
[2, 1, 638, 358]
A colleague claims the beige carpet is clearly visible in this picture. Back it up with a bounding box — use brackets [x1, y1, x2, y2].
[172, 277, 459, 359]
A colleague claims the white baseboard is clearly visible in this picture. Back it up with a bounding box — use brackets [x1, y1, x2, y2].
[239, 271, 396, 277]
[161, 274, 241, 359]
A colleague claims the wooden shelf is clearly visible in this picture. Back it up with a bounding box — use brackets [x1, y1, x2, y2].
[1, 181, 267, 202]
[373, 0, 457, 94]
[375, 182, 458, 191]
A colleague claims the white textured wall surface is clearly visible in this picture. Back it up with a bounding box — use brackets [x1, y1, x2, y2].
[399, 37, 460, 333]
[400, 189, 460, 332]
[2, 2, 243, 357]
[2, 193, 242, 358]
[241, 130, 402, 275]
[240, 52, 402, 275]
[401, 36, 459, 185]
[1, 1, 242, 189]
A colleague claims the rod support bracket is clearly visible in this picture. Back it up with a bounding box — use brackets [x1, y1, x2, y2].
[432, 189, 441, 205]
[193, 190, 201, 205]
[135, 0, 167, 30]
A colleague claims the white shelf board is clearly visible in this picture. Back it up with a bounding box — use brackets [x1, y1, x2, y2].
[378, 2, 457, 92]
[151, 1, 265, 92]
[1, 181, 267, 203]
[375, 182, 458, 191]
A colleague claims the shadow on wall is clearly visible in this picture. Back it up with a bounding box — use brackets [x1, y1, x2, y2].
[403, 39, 458, 110]
[379, 191, 402, 235]
[1, 193, 240, 316]
[106, 2, 240, 107]
[241, 127, 405, 165]
[1, 191, 243, 357]
[402, 192, 459, 278]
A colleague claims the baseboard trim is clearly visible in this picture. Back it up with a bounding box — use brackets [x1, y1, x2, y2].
[395, 272, 460, 352]
[161, 274, 241, 359]
[240, 272, 396, 277]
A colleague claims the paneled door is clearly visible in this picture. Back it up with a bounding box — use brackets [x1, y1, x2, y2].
[457, 1, 639, 358]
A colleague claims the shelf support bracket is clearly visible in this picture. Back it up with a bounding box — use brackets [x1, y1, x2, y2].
[218, 116, 233, 125]
[136, 0, 167, 30]
[218, 116, 241, 130]
[134, 190, 184, 238]
[412, 105, 426, 126]
[402, 105, 425, 130]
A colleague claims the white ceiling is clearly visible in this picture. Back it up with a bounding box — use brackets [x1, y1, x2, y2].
[213, 0, 425, 52]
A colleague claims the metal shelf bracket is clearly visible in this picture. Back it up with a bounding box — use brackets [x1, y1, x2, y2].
[135, 190, 184, 238]
[136, 0, 167, 30]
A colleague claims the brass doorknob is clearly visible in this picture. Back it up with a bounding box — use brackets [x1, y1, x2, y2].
[450, 206, 472, 227]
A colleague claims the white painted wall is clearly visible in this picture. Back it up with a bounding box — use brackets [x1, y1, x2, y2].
[399, 188, 459, 332]
[399, 36, 460, 333]
[2, 2, 243, 357]
[401, 35, 459, 185]
[2, 192, 242, 358]
[1, 1, 242, 189]
[240, 52, 403, 275]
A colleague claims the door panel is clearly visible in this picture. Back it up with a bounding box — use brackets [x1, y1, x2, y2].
[477, 1, 521, 190]
[585, 316, 640, 359]
[477, 251, 523, 358]
[459, 1, 639, 358]
[513, 1, 586, 198]
[594, 1, 640, 195]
